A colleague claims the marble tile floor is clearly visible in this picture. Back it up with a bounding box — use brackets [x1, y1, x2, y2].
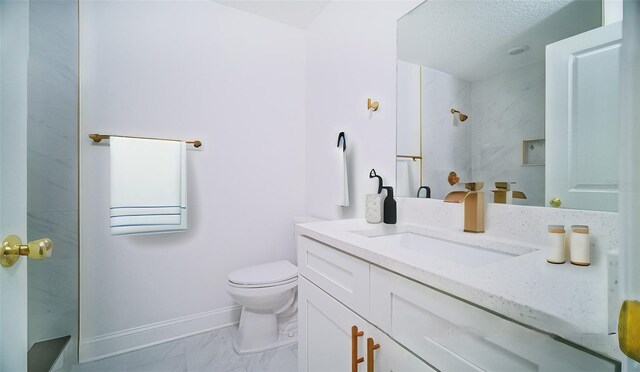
[71, 326, 298, 372]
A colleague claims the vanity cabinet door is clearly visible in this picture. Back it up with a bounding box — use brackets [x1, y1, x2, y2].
[298, 235, 370, 317]
[366, 325, 435, 372]
[370, 266, 619, 372]
[298, 275, 367, 372]
[299, 275, 434, 372]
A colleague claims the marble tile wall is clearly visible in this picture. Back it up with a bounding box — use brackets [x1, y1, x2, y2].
[421, 66, 472, 199]
[27, 0, 79, 369]
[470, 61, 546, 207]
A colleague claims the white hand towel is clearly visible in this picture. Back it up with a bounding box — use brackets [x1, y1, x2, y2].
[396, 158, 421, 197]
[336, 146, 349, 207]
[110, 137, 187, 235]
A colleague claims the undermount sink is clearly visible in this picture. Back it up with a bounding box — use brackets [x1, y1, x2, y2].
[366, 232, 519, 268]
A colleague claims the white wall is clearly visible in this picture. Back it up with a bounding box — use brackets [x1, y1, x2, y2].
[397, 60, 421, 157]
[79, 0, 306, 360]
[305, 0, 420, 220]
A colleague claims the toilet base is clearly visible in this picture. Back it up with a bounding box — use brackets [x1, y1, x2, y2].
[232, 307, 298, 355]
[232, 329, 297, 355]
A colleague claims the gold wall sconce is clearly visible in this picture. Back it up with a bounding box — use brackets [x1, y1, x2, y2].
[451, 108, 468, 122]
[368, 98, 379, 111]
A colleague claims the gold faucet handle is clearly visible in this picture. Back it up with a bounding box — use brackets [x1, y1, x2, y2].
[27, 238, 53, 259]
[465, 182, 484, 191]
[512, 191, 527, 199]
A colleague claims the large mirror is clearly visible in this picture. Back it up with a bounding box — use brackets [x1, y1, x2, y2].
[396, 0, 621, 212]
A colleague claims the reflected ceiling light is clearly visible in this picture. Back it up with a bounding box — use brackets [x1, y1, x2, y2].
[508, 45, 530, 56]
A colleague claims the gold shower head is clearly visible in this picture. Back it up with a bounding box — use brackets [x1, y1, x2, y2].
[451, 108, 468, 122]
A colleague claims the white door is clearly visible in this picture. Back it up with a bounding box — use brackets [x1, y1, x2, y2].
[298, 276, 367, 372]
[0, 0, 30, 370]
[545, 22, 622, 211]
[619, 1, 640, 370]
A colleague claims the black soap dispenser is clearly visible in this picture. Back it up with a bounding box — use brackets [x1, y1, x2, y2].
[382, 186, 397, 224]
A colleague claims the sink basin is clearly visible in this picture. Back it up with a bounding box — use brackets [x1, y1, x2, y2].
[367, 232, 518, 268]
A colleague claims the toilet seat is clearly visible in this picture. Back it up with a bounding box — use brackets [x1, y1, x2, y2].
[228, 276, 297, 289]
[228, 260, 297, 288]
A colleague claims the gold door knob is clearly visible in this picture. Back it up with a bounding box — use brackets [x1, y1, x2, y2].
[1, 235, 53, 268]
[549, 198, 562, 208]
[619, 300, 640, 362]
[366, 338, 380, 372]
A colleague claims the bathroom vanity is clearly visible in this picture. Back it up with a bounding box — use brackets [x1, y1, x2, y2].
[296, 200, 622, 371]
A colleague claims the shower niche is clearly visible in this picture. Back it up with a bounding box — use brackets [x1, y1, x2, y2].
[522, 139, 545, 166]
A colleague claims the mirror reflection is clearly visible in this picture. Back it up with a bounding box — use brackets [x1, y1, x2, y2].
[396, 0, 619, 212]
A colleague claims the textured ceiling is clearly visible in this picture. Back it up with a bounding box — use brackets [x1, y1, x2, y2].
[398, 0, 602, 81]
[214, 0, 330, 29]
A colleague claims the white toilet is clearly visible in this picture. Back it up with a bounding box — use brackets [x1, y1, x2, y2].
[227, 260, 298, 355]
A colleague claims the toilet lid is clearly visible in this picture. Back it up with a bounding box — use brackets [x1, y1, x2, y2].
[228, 260, 298, 286]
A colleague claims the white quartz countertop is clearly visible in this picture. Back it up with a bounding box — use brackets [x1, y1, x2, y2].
[295, 218, 622, 360]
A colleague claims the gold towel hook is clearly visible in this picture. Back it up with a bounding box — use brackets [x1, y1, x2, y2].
[368, 98, 379, 111]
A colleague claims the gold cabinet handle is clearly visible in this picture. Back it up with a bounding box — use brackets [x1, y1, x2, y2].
[366, 337, 380, 372]
[549, 197, 561, 208]
[1, 235, 53, 268]
[351, 325, 365, 372]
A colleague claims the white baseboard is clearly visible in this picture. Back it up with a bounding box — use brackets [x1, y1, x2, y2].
[79, 305, 241, 363]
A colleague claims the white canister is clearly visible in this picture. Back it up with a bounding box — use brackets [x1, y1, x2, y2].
[547, 225, 566, 264]
[365, 194, 383, 224]
[570, 225, 591, 266]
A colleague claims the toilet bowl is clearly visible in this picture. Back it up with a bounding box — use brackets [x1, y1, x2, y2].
[227, 260, 298, 355]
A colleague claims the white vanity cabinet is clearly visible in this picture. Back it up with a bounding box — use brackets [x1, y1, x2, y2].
[298, 275, 434, 372]
[370, 266, 617, 371]
[297, 235, 620, 372]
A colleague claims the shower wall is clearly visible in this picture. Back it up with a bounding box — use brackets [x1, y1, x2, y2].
[421, 66, 472, 200]
[469, 61, 545, 207]
[27, 0, 78, 368]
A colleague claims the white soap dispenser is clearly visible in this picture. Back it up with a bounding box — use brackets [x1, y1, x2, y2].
[366, 169, 384, 224]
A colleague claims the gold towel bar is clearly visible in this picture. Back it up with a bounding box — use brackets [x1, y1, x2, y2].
[396, 154, 422, 160]
[89, 134, 202, 148]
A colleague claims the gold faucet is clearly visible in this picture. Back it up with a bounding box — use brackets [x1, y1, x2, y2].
[444, 182, 485, 233]
[491, 182, 527, 204]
